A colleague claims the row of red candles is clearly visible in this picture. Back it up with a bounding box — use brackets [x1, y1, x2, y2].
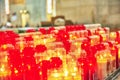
[0, 25, 86, 80]
[0, 25, 120, 80]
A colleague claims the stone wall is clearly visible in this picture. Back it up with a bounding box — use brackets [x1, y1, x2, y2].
[56, 0, 97, 24]
[56, 0, 120, 26]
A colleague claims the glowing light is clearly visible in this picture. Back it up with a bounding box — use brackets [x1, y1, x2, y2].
[0, 65, 5, 72]
[21, 62, 23, 65]
[103, 53, 107, 57]
[39, 71, 42, 75]
[33, 35, 39, 39]
[75, 42, 78, 46]
[0, 68, 5, 72]
[5, 56, 8, 62]
[20, 10, 23, 13]
[73, 67, 78, 72]
[81, 63, 84, 66]
[1, 44, 7, 50]
[102, 34, 107, 41]
[14, 69, 18, 74]
[110, 32, 116, 39]
[53, 73, 59, 78]
[99, 31, 105, 34]
[27, 65, 31, 70]
[43, 39, 47, 44]
[71, 73, 76, 76]
[64, 70, 69, 77]
[24, 10, 27, 13]
[89, 63, 92, 66]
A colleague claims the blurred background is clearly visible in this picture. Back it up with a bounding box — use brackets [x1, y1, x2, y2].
[0, 0, 120, 29]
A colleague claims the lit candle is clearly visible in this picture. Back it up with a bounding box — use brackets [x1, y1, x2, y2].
[77, 58, 89, 80]
[41, 60, 51, 80]
[8, 49, 23, 80]
[22, 47, 39, 80]
[34, 44, 47, 63]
